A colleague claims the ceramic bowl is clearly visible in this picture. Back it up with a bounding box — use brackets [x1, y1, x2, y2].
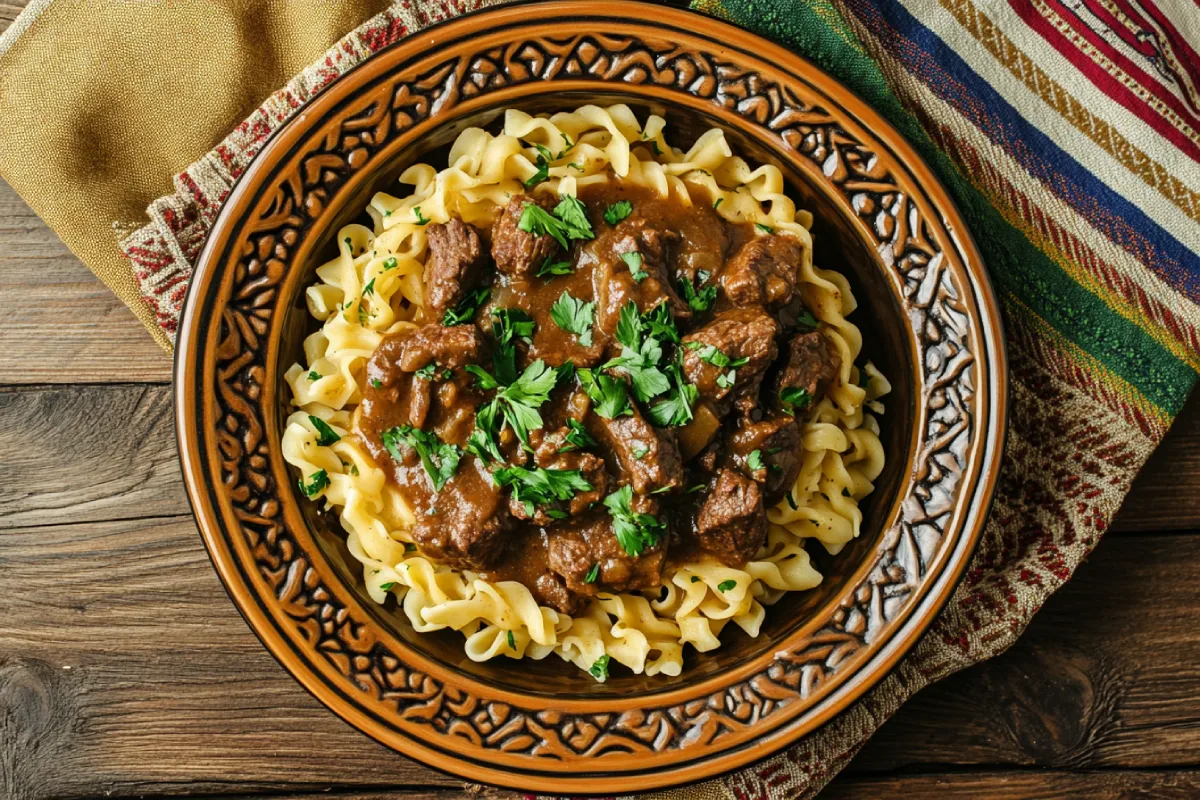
[175, 1, 1007, 791]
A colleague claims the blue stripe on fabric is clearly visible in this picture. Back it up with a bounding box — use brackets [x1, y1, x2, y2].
[842, 0, 1200, 299]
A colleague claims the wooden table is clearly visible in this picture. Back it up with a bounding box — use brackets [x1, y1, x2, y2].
[3, 17, 1199, 800]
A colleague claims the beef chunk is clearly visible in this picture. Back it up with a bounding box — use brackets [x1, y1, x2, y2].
[423, 218, 486, 319]
[398, 323, 489, 372]
[681, 307, 779, 414]
[773, 331, 840, 411]
[534, 572, 585, 616]
[720, 234, 805, 309]
[696, 469, 767, 565]
[546, 505, 666, 595]
[491, 193, 561, 277]
[589, 406, 684, 495]
[592, 217, 689, 337]
[728, 415, 801, 506]
[409, 458, 511, 570]
[508, 444, 608, 526]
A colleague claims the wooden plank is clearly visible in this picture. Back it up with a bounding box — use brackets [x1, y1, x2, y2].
[1112, 387, 1200, 532]
[0, 1, 28, 32]
[0, 385, 186, 528]
[0, 515, 456, 800]
[826, 769, 1200, 799]
[0, 180, 171, 385]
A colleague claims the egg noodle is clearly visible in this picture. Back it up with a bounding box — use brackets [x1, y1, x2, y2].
[281, 104, 889, 680]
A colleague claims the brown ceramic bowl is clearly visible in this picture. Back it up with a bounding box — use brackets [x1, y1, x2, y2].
[175, 1, 1006, 792]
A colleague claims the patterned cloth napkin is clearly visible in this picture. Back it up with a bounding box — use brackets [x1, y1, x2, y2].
[2, 0, 1197, 796]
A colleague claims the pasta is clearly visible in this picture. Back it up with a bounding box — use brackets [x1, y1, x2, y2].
[282, 104, 887, 680]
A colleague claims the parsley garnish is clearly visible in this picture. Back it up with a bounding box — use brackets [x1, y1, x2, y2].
[561, 132, 574, 150]
[585, 563, 600, 584]
[404, 542, 417, 554]
[646, 355, 698, 427]
[786, 491, 798, 510]
[746, 449, 766, 473]
[779, 386, 812, 416]
[413, 206, 429, 225]
[383, 257, 398, 270]
[717, 579, 737, 592]
[795, 309, 818, 331]
[691, 576, 701, 583]
[370, 378, 383, 389]
[466, 359, 557, 453]
[755, 222, 774, 234]
[525, 143, 553, 188]
[604, 485, 665, 556]
[308, 415, 340, 446]
[631, 444, 648, 460]
[602, 301, 671, 403]
[414, 363, 451, 381]
[380, 581, 397, 591]
[549, 291, 596, 347]
[517, 195, 595, 250]
[561, 418, 598, 452]
[589, 654, 611, 681]
[713, 197, 723, 210]
[577, 368, 632, 419]
[680, 272, 718, 312]
[361, 279, 376, 297]
[553, 195, 595, 240]
[381, 425, 462, 491]
[507, 630, 516, 649]
[686, 342, 749, 370]
[494, 465, 594, 517]
[621, 251, 648, 282]
[442, 287, 490, 326]
[537, 258, 574, 278]
[306, 370, 321, 381]
[298, 470, 329, 497]
[604, 200, 632, 225]
[858, 367, 871, 390]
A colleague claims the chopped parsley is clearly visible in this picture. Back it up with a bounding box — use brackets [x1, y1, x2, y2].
[691, 576, 701, 583]
[746, 449, 766, 473]
[370, 378, 383, 389]
[686, 342, 749, 370]
[713, 197, 723, 210]
[561, 132, 574, 150]
[577, 368, 632, 419]
[466, 358, 557, 453]
[561, 418, 598, 452]
[507, 630, 516, 649]
[603, 485, 666, 557]
[381, 425, 462, 491]
[306, 370, 321, 381]
[680, 271, 718, 312]
[361, 278, 376, 296]
[779, 386, 812, 416]
[858, 367, 871, 390]
[604, 200, 633, 225]
[631, 444, 649, 461]
[549, 291, 596, 346]
[517, 195, 595, 249]
[380, 581, 397, 591]
[493, 465, 594, 517]
[537, 258, 574, 278]
[589, 654, 611, 681]
[647, 355, 698, 428]
[687, 484, 705, 493]
[298, 470, 329, 498]
[414, 362, 452, 381]
[404, 542, 417, 554]
[585, 563, 600, 584]
[383, 257, 398, 270]
[308, 415, 340, 446]
[553, 195, 595, 240]
[413, 206, 430, 225]
[603, 301, 671, 403]
[755, 222, 774, 234]
[795, 309, 818, 331]
[717, 579, 737, 593]
[525, 143, 553, 188]
[442, 287, 490, 326]
[621, 251, 648, 282]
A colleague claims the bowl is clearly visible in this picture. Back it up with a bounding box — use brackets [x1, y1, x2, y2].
[175, 1, 1006, 792]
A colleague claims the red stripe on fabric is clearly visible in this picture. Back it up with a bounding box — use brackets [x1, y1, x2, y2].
[1008, 0, 1200, 160]
[1024, 0, 1200, 128]
[1105, 0, 1200, 115]
[1081, 0, 1159, 61]
[1124, 0, 1200, 85]
[925, 116, 1200, 357]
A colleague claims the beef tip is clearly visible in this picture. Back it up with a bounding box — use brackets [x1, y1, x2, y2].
[423, 218, 486, 319]
[398, 323, 489, 372]
[491, 193, 561, 277]
[546, 505, 666, 596]
[720, 234, 805, 309]
[534, 572, 585, 616]
[696, 469, 767, 565]
[728, 415, 802, 506]
[408, 458, 511, 570]
[611, 218, 690, 320]
[681, 307, 779, 414]
[508, 446, 608, 526]
[588, 405, 684, 495]
[773, 331, 840, 412]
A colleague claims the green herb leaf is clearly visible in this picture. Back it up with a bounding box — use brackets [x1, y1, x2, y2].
[404, 542, 417, 553]
[466, 399, 504, 463]
[369, 378, 382, 389]
[381, 425, 463, 491]
[631, 444, 648, 461]
[383, 256, 398, 270]
[779, 386, 812, 416]
[577, 368, 633, 419]
[553, 195, 595, 241]
[589, 654, 611, 681]
[380, 581, 397, 591]
[298, 470, 329, 498]
[518, 202, 570, 249]
[308, 415, 340, 446]
[550, 291, 596, 347]
[442, 287, 490, 326]
[755, 222, 774, 234]
[507, 630, 516, 649]
[691, 576, 701, 583]
[604, 301, 671, 403]
[494, 465, 594, 511]
[680, 273, 718, 312]
[746, 449, 766, 473]
[556, 360, 576, 387]
[717, 579, 737, 592]
[685, 342, 749, 370]
[585, 563, 600, 584]
[307, 370, 321, 381]
[604, 200, 633, 225]
[537, 258, 574, 278]
[413, 206, 430, 225]
[646, 355, 698, 427]
[713, 197, 723, 210]
[414, 363, 442, 381]
[795, 309, 818, 331]
[620, 251, 648, 281]
[525, 145, 551, 188]
[361, 278, 376, 297]
[561, 418, 598, 452]
[786, 491, 798, 510]
[603, 485, 666, 557]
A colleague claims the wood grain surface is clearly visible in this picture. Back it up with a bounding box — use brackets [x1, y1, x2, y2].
[0, 2, 1197, 795]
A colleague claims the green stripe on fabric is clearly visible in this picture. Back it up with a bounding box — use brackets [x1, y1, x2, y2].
[691, 0, 1196, 415]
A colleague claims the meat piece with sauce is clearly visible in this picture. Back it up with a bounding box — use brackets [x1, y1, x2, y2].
[546, 504, 666, 595]
[398, 323, 490, 372]
[508, 447, 608, 526]
[696, 468, 767, 564]
[773, 331, 840, 412]
[423, 218, 486, 319]
[681, 307, 779, 414]
[727, 415, 801, 505]
[719, 234, 805, 310]
[591, 217, 690, 337]
[491, 193, 562, 277]
[588, 405, 684, 495]
[405, 457, 512, 570]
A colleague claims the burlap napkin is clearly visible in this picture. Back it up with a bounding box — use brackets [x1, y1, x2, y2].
[3, 0, 1198, 797]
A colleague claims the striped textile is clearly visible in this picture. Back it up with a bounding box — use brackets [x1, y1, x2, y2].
[674, 0, 1199, 796]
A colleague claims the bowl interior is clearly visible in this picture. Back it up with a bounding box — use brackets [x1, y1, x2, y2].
[278, 92, 916, 697]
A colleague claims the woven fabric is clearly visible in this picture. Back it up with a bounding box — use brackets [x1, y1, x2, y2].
[1, 0, 1198, 797]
